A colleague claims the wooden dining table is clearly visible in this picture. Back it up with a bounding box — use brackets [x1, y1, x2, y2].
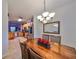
[26, 39, 76, 59]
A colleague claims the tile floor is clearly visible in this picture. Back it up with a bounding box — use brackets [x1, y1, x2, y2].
[3, 37, 27, 59]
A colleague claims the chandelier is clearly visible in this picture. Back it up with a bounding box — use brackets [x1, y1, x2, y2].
[37, 0, 55, 23]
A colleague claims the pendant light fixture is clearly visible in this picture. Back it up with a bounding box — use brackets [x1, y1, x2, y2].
[18, 16, 23, 22]
[37, 0, 55, 23]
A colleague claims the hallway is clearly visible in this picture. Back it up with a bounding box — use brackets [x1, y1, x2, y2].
[3, 37, 24, 59]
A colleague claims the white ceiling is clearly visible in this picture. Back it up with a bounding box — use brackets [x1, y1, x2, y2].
[8, 0, 74, 21]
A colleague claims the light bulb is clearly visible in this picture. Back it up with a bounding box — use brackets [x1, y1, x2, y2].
[18, 18, 22, 22]
[37, 15, 42, 20]
[42, 12, 49, 17]
[46, 16, 51, 20]
[40, 18, 44, 21]
[43, 20, 47, 23]
[49, 12, 55, 17]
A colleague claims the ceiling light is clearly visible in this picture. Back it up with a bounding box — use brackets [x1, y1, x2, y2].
[43, 20, 47, 23]
[49, 12, 55, 17]
[37, 0, 55, 23]
[18, 18, 22, 22]
[40, 18, 44, 21]
[37, 15, 42, 20]
[46, 16, 51, 20]
[42, 12, 49, 17]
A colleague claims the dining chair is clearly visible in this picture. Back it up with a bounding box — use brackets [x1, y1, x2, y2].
[28, 48, 42, 59]
[19, 42, 28, 59]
